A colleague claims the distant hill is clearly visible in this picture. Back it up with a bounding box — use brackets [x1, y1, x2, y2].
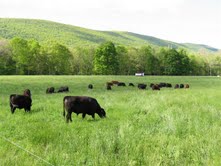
[0, 18, 219, 53]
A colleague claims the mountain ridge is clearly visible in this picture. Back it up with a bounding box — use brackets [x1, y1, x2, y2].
[0, 18, 219, 53]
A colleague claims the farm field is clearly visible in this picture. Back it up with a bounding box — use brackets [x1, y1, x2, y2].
[0, 75, 221, 165]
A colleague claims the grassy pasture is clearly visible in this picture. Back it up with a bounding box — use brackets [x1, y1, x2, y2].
[0, 76, 221, 165]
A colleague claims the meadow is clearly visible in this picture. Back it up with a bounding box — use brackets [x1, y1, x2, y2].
[0, 75, 221, 165]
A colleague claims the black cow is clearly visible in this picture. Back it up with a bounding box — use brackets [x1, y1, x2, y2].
[180, 84, 184, 88]
[166, 83, 172, 88]
[10, 94, 32, 114]
[117, 82, 126, 86]
[46, 87, 55, 94]
[152, 84, 160, 90]
[106, 84, 112, 90]
[150, 83, 154, 88]
[138, 83, 147, 89]
[88, 84, 93, 89]
[159, 83, 167, 88]
[129, 83, 134, 87]
[58, 86, 69, 93]
[63, 96, 106, 123]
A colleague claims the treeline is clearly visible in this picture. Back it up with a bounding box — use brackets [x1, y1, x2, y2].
[0, 37, 221, 75]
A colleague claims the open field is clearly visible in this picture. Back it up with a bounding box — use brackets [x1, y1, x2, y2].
[0, 76, 221, 165]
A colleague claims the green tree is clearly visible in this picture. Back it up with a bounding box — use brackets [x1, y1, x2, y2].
[27, 39, 41, 74]
[138, 46, 159, 75]
[71, 47, 95, 75]
[213, 56, 221, 75]
[10, 37, 33, 74]
[162, 48, 191, 75]
[127, 47, 140, 74]
[0, 39, 16, 74]
[42, 41, 72, 75]
[93, 41, 119, 75]
[116, 45, 130, 75]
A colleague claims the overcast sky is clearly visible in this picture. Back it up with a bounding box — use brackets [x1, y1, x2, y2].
[0, 0, 221, 48]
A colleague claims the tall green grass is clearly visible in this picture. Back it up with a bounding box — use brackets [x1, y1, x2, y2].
[0, 76, 221, 165]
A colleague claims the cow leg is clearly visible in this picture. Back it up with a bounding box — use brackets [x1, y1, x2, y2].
[82, 113, 86, 119]
[66, 112, 72, 123]
[11, 107, 16, 114]
[92, 114, 95, 119]
[66, 114, 69, 123]
[70, 112, 73, 122]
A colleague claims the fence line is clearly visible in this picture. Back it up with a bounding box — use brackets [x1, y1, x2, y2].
[0, 134, 54, 166]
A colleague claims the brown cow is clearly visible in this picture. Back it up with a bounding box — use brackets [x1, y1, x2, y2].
[152, 84, 160, 90]
[111, 81, 119, 85]
[46, 87, 55, 94]
[174, 84, 179, 89]
[185, 84, 190, 88]
[106, 82, 113, 86]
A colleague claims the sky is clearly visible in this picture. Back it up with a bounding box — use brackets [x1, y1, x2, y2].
[0, 0, 221, 48]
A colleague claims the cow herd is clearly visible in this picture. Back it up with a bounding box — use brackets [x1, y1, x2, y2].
[106, 81, 189, 91]
[9, 81, 189, 123]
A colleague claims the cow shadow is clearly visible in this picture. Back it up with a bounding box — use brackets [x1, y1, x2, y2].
[28, 107, 43, 114]
[86, 119, 100, 122]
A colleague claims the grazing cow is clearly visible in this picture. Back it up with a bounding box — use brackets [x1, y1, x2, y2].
[112, 81, 119, 85]
[138, 83, 147, 90]
[106, 84, 112, 90]
[88, 84, 93, 89]
[150, 83, 154, 88]
[185, 84, 190, 88]
[58, 86, 69, 93]
[152, 84, 160, 90]
[129, 83, 135, 87]
[63, 96, 106, 123]
[106, 82, 113, 86]
[117, 82, 126, 86]
[46, 87, 55, 94]
[166, 83, 172, 88]
[174, 84, 179, 89]
[159, 83, 167, 88]
[10, 90, 32, 114]
[23, 89, 31, 98]
[180, 84, 184, 88]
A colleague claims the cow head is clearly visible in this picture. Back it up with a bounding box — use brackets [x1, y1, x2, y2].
[98, 108, 106, 118]
[24, 89, 31, 98]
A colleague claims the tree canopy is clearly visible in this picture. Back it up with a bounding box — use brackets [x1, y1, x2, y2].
[0, 37, 220, 76]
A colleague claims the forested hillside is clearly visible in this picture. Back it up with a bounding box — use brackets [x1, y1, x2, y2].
[0, 18, 219, 53]
[0, 18, 221, 76]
